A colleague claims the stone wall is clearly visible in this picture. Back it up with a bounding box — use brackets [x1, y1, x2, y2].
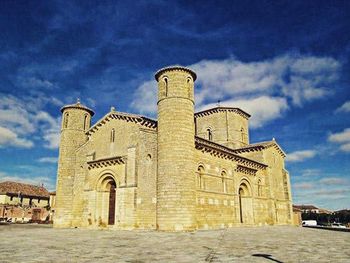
[195, 109, 249, 148]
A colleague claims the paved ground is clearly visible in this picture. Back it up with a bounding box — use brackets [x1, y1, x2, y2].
[0, 224, 349, 262]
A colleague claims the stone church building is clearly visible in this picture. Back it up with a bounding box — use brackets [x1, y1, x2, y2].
[54, 66, 293, 231]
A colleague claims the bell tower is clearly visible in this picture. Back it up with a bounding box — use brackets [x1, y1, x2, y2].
[54, 99, 94, 228]
[155, 66, 197, 231]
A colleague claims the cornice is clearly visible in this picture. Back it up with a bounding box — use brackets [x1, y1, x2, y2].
[154, 65, 197, 81]
[60, 101, 95, 116]
[195, 107, 250, 120]
[232, 140, 286, 158]
[195, 136, 267, 170]
[87, 111, 157, 136]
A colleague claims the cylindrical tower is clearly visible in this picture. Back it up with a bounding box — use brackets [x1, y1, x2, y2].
[54, 99, 94, 228]
[155, 66, 197, 231]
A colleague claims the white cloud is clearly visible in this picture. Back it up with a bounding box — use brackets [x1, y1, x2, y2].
[130, 80, 157, 116]
[131, 53, 341, 127]
[319, 177, 348, 185]
[0, 94, 61, 149]
[37, 157, 58, 163]
[340, 143, 350, 152]
[328, 128, 350, 152]
[293, 182, 314, 190]
[43, 132, 61, 149]
[190, 54, 339, 106]
[336, 101, 350, 113]
[285, 150, 316, 162]
[0, 126, 33, 148]
[301, 169, 320, 177]
[199, 96, 288, 128]
[328, 128, 350, 143]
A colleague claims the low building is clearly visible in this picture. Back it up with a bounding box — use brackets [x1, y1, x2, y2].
[293, 205, 320, 214]
[0, 181, 50, 223]
[292, 205, 302, 225]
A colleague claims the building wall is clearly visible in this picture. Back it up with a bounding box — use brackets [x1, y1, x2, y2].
[238, 146, 292, 225]
[0, 194, 49, 207]
[194, 149, 275, 229]
[66, 116, 158, 230]
[195, 110, 249, 148]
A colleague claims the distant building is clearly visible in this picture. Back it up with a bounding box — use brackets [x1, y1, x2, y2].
[0, 181, 50, 223]
[293, 205, 332, 214]
[292, 205, 302, 225]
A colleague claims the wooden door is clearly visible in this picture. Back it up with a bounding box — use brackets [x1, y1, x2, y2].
[108, 183, 116, 225]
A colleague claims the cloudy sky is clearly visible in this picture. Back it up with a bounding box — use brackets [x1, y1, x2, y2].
[0, 0, 349, 210]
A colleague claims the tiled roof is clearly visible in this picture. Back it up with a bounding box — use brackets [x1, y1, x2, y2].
[232, 140, 286, 157]
[87, 110, 157, 136]
[0, 181, 50, 198]
[60, 99, 95, 116]
[195, 107, 251, 119]
[293, 205, 319, 210]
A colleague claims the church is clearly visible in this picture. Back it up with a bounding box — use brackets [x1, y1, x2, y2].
[54, 66, 293, 231]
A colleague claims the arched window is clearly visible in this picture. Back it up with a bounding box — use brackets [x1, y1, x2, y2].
[63, 113, 69, 128]
[207, 128, 213, 141]
[197, 165, 205, 189]
[187, 77, 192, 98]
[83, 114, 88, 130]
[221, 171, 227, 193]
[164, 77, 168, 97]
[111, 129, 115, 143]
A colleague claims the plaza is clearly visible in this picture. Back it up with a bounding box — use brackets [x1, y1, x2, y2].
[0, 224, 349, 262]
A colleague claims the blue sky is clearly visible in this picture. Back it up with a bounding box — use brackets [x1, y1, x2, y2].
[0, 0, 349, 210]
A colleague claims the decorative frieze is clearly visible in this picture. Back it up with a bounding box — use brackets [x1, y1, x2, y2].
[87, 156, 126, 170]
[235, 165, 257, 176]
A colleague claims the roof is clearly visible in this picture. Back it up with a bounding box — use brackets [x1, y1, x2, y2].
[195, 107, 251, 119]
[60, 99, 95, 116]
[0, 181, 50, 198]
[155, 65, 197, 81]
[293, 205, 319, 210]
[87, 109, 157, 136]
[195, 136, 267, 170]
[232, 140, 286, 158]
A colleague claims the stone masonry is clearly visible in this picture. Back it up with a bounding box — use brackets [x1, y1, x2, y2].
[54, 65, 293, 231]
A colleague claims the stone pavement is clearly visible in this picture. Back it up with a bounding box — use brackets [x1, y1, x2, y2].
[0, 224, 349, 262]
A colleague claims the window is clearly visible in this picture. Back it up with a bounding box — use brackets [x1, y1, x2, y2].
[63, 113, 69, 128]
[197, 165, 205, 189]
[164, 77, 168, 97]
[29, 198, 32, 206]
[38, 199, 41, 203]
[111, 129, 115, 143]
[187, 77, 192, 97]
[83, 114, 88, 130]
[10, 196, 13, 201]
[221, 171, 227, 193]
[207, 128, 213, 141]
[241, 127, 244, 142]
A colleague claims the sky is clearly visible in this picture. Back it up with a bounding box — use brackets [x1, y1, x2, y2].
[0, 0, 349, 210]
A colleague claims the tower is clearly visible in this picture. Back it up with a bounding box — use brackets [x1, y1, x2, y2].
[54, 99, 94, 228]
[155, 66, 197, 231]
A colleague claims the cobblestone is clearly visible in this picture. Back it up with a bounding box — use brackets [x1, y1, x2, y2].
[0, 224, 349, 262]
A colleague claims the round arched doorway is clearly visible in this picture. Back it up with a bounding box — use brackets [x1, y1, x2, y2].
[96, 174, 117, 226]
[238, 180, 253, 224]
